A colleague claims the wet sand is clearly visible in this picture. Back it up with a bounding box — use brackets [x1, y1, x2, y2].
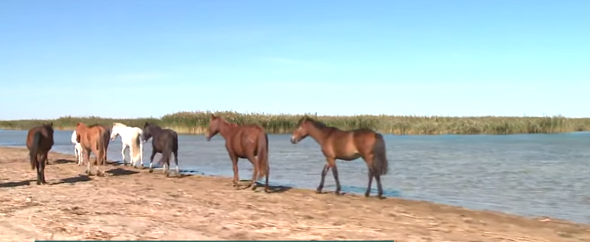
[0, 147, 589, 242]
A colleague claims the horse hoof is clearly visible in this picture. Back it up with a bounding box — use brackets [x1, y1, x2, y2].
[335, 191, 341, 196]
[364, 193, 370, 198]
[315, 190, 322, 194]
[148, 169, 153, 173]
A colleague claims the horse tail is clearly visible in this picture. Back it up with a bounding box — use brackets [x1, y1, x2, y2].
[372, 133, 389, 176]
[29, 131, 42, 170]
[256, 131, 269, 180]
[96, 128, 106, 165]
[130, 131, 141, 162]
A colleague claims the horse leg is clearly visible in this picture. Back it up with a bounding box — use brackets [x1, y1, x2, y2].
[39, 153, 48, 184]
[84, 148, 92, 176]
[228, 153, 240, 188]
[139, 142, 144, 168]
[365, 170, 374, 197]
[363, 155, 375, 197]
[330, 164, 342, 195]
[95, 153, 103, 177]
[245, 156, 259, 191]
[173, 149, 179, 176]
[163, 151, 170, 177]
[375, 174, 384, 199]
[121, 145, 127, 166]
[316, 164, 330, 194]
[148, 150, 157, 173]
[35, 153, 42, 185]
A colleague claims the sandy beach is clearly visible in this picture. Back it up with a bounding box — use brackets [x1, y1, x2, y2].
[0, 147, 589, 242]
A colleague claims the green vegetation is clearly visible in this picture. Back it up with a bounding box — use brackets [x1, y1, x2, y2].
[1, 111, 589, 135]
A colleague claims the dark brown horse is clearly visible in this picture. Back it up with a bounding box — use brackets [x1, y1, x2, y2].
[290, 117, 389, 199]
[75, 122, 110, 176]
[26, 123, 55, 185]
[206, 114, 270, 192]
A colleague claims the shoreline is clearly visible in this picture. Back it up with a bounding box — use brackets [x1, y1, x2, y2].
[1, 147, 589, 241]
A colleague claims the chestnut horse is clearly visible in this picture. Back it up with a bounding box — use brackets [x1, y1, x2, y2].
[142, 122, 179, 176]
[26, 123, 54, 185]
[75, 122, 111, 176]
[290, 117, 389, 199]
[206, 114, 270, 192]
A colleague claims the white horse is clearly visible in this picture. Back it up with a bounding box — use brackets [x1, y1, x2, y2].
[110, 122, 144, 168]
[70, 130, 84, 165]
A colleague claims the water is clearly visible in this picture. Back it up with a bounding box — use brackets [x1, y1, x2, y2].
[2, 129, 590, 224]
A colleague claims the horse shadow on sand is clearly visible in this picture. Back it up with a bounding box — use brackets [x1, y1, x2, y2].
[0, 175, 93, 187]
[237, 179, 293, 193]
[106, 167, 140, 176]
[0, 180, 33, 188]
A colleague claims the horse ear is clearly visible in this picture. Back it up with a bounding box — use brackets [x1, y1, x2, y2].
[49, 122, 53, 127]
[211, 114, 216, 119]
[76, 122, 81, 126]
[144, 122, 149, 126]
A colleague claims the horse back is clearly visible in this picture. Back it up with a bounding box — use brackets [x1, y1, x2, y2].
[228, 124, 265, 156]
[26, 126, 54, 152]
[325, 128, 379, 154]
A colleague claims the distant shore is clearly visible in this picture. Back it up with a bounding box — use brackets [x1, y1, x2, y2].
[1, 146, 589, 241]
[1, 111, 589, 135]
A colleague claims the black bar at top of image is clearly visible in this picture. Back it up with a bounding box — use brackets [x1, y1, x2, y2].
[35, 241, 395, 242]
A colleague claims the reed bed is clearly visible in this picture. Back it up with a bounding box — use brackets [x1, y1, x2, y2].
[1, 111, 589, 135]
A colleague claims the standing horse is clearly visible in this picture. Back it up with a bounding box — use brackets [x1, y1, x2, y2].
[26, 123, 54, 185]
[290, 117, 389, 199]
[70, 130, 84, 165]
[206, 114, 270, 192]
[141, 122, 179, 177]
[111, 122, 144, 168]
[75, 123, 111, 176]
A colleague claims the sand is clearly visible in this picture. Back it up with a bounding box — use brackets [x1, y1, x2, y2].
[0, 146, 589, 242]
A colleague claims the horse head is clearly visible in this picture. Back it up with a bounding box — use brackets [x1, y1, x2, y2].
[290, 116, 312, 144]
[206, 114, 220, 141]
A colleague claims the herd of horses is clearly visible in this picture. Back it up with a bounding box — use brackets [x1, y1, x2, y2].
[25, 115, 390, 199]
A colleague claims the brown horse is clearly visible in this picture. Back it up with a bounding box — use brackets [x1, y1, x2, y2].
[206, 114, 270, 192]
[75, 122, 111, 176]
[26, 123, 55, 185]
[290, 117, 389, 199]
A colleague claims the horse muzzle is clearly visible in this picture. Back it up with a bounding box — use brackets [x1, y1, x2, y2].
[290, 136, 298, 144]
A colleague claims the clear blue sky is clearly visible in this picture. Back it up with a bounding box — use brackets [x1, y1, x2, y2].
[0, 0, 588, 119]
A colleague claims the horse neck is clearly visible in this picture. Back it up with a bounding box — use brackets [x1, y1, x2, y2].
[217, 120, 237, 139]
[149, 125, 163, 136]
[306, 123, 331, 145]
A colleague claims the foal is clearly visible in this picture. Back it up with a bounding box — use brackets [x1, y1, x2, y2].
[206, 114, 270, 192]
[142, 122, 179, 177]
[26, 123, 54, 185]
[111, 122, 144, 168]
[70, 130, 84, 165]
[290, 116, 389, 199]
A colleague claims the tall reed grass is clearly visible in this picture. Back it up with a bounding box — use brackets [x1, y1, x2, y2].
[1, 111, 588, 135]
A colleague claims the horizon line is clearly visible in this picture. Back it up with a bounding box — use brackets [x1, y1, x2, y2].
[0, 110, 585, 121]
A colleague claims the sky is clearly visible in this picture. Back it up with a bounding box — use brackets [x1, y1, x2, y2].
[0, 0, 589, 119]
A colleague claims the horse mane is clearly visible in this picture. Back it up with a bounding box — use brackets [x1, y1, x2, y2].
[88, 124, 101, 128]
[298, 116, 329, 130]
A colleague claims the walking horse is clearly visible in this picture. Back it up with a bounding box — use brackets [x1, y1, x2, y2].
[111, 122, 144, 168]
[75, 123, 111, 176]
[290, 116, 389, 199]
[26, 123, 54, 185]
[206, 114, 270, 193]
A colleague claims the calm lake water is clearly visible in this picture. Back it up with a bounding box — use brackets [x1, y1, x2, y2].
[1, 129, 589, 224]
